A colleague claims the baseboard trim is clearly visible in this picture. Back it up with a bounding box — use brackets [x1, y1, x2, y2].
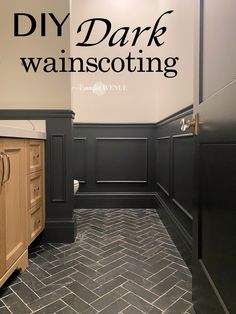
[39, 218, 76, 243]
[154, 193, 192, 271]
[74, 192, 157, 209]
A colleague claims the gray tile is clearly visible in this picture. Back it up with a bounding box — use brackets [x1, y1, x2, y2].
[123, 281, 158, 303]
[10, 282, 39, 304]
[122, 271, 155, 289]
[97, 259, 125, 275]
[33, 300, 65, 313]
[99, 252, 125, 266]
[122, 292, 161, 314]
[151, 275, 181, 296]
[27, 263, 50, 280]
[0, 208, 193, 314]
[121, 255, 150, 270]
[67, 281, 99, 303]
[170, 263, 191, 276]
[98, 298, 128, 314]
[2, 293, 31, 314]
[99, 246, 124, 258]
[176, 279, 192, 292]
[80, 249, 102, 261]
[74, 262, 99, 279]
[62, 293, 91, 313]
[122, 263, 152, 279]
[148, 266, 176, 283]
[153, 286, 186, 311]
[121, 249, 146, 261]
[42, 268, 77, 285]
[163, 298, 192, 313]
[95, 266, 126, 285]
[93, 276, 127, 296]
[91, 291, 119, 311]
[122, 305, 144, 314]
[120, 242, 145, 255]
[146, 258, 172, 274]
[19, 271, 45, 291]
[100, 241, 123, 252]
[77, 256, 101, 267]
[182, 291, 192, 303]
[0, 306, 12, 313]
[29, 287, 70, 311]
[70, 271, 100, 290]
[55, 306, 78, 314]
[48, 260, 78, 275]
[112, 286, 128, 297]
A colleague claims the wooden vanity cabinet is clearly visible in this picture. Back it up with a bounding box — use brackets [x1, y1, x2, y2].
[0, 138, 45, 287]
[27, 140, 45, 244]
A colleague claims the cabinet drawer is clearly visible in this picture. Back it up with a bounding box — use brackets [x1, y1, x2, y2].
[28, 171, 43, 209]
[28, 140, 43, 174]
[28, 203, 44, 244]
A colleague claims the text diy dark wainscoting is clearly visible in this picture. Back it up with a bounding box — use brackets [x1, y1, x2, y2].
[73, 105, 195, 268]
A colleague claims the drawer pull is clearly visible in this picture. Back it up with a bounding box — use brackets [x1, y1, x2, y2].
[34, 186, 40, 192]
[33, 153, 40, 160]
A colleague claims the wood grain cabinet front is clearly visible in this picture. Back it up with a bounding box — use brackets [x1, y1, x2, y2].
[0, 138, 45, 287]
[0, 139, 28, 286]
[26, 140, 45, 245]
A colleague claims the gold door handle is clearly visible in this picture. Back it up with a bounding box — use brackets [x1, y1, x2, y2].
[180, 113, 199, 135]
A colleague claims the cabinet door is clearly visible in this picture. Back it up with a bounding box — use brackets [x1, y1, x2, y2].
[1, 139, 27, 271]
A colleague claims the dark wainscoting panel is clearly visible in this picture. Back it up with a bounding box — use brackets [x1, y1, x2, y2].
[156, 137, 171, 196]
[96, 138, 148, 183]
[73, 137, 87, 184]
[155, 105, 194, 269]
[172, 134, 194, 219]
[73, 124, 156, 208]
[0, 110, 75, 243]
[50, 134, 66, 202]
[197, 143, 236, 312]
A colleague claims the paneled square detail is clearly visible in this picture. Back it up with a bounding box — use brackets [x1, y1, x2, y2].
[95, 138, 148, 183]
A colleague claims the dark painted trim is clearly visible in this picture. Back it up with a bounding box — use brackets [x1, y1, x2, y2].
[154, 193, 192, 271]
[40, 219, 75, 243]
[0, 109, 75, 119]
[156, 182, 170, 197]
[74, 123, 157, 128]
[156, 105, 193, 127]
[50, 134, 66, 203]
[73, 137, 87, 184]
[74, 192, 157, 209]
[172, 198, 193, 220]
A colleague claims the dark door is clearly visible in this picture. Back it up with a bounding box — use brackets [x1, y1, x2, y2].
[193, 1, 236, 313]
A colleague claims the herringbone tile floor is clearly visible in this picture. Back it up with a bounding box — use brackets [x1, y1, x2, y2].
[0, 208, 195, 314]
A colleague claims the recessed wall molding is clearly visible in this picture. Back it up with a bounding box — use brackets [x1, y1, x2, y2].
[73, 137, 87, 184]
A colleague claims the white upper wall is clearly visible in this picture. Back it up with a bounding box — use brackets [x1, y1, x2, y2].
[0, 0, 71, 109]
[71, 0, 194, 123]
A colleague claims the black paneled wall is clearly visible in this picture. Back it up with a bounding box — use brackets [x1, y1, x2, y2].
[73, 106, 195, 268]
[155, 106, 194, 268]
[73, 124, 156, 208]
